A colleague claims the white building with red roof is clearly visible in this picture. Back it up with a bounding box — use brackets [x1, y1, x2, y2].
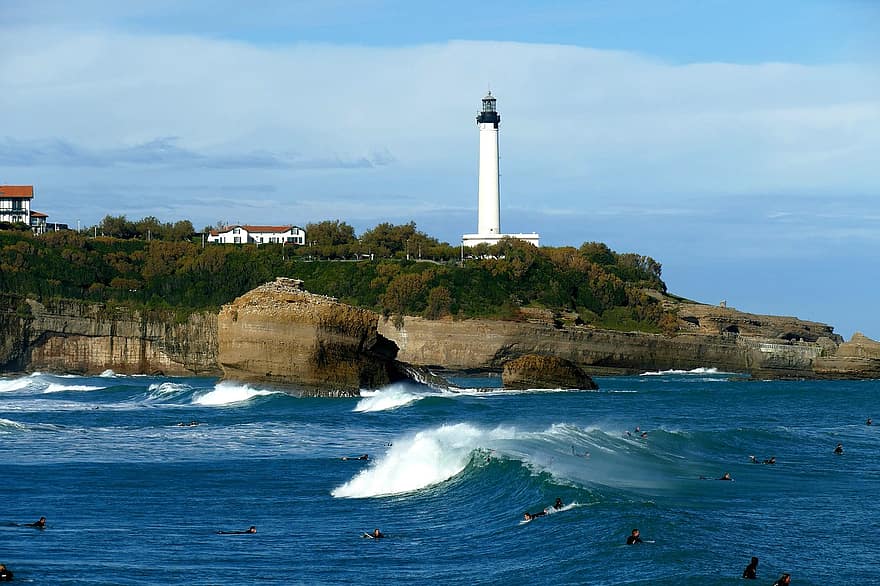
[207, 225, 306, 245]
[0, 185, 51, 234]
[0, 185, 33, 226]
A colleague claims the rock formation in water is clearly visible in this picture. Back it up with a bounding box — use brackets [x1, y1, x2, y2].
[216, 277, 399, 396]
[502, 354, 598, 390]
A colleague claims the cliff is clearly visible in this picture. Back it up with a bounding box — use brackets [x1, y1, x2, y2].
[216, 278, 399, 396]
[3, 283, 879, 387]
[0, 295, 218, 375]
[377, 306, 879, 380]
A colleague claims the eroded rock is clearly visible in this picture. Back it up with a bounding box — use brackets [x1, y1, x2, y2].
[502, 354, 598, 390]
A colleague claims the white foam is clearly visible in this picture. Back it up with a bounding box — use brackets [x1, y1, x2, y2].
[640, 367, 722, 376]
[147, 382, 192, 398]
[332, 423, 508, 498]
[99, 369, 117, 378]
[0, 417, 26, 430]
[43, 383, 107, 393]
[0, 377, 33, 393]
[354, 385, 423, 412]
[192, 381, 279, 406]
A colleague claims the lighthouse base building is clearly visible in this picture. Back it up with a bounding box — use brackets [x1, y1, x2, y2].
[462, 92, 539, 248]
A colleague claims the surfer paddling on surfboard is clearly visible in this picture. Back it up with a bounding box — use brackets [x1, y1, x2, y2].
[217, 526, 256, 535]
[362, 528, 385, 539]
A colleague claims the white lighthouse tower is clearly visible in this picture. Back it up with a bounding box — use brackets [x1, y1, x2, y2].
[477, 92, 501, 236]
[462, 92, 539, 248]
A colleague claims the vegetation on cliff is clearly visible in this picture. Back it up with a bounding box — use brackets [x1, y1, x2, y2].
[0, 219, 672, 332]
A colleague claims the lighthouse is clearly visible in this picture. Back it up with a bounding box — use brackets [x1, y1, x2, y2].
[477, 92, 501, 235]
[462, 92, 539, 248]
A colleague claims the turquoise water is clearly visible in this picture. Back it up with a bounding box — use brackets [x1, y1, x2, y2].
[1, 370, 878, 584]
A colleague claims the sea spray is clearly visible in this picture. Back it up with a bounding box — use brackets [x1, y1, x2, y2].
[354, 383, 425, 412]
[192, 381, 280, 406]
[43, 383, 107, 393]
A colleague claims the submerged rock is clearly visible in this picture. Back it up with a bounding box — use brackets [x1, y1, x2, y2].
[502, 354, 598, 390]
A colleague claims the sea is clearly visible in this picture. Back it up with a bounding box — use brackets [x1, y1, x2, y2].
[1, 369, 878, 585]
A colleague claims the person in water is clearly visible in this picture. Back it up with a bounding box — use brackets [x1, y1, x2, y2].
[217, 525, 256, 535]
[834, 443, 844, 455]
[749, 455, 759, 464]
[742, 556, 759, 579]
[717, 472, 733, 481]
[553, 498, 564, 510]
[27, 516, 46, 528]
[0, 563, 13, 581]
[763, 456, 776, 465]
[867, 418, 873, 426]
[771, 573, 791, 586]
[365, 528, 385, 538]
[523, 510, 547, 521]
[626, 529, 644, 544]
[341, 454, 369, 461]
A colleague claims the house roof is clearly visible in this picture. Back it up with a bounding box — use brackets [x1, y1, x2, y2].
[243, 225, 294, 233]
[0, 185, 34, 198]
[30, 210, 48, 218]
[211, 224, 295, 235]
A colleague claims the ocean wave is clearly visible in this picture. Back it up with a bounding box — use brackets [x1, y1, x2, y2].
[192, 381, 282, 406]
[640, 367, 726, 376]
[147, 382, 193, 400]
[332, 423, 506, 498]
[99, 369, 117, 378]
[42, 383, 107, 393]
[0, 376, 34, 393]
[354, 384, 425, 412]
[0, 417, 27, 431]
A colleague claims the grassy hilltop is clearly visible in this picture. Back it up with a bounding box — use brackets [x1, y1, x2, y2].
[0, 217, 674, 333]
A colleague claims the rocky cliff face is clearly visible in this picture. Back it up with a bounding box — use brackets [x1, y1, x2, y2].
[0, 296, 218, 375]
[3, 283, 879, 386]
[378, 310, 880, 380]
[217, 278, 399, 396]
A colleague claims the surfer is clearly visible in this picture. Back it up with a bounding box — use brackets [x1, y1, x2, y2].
[749, 455, 759, 464]
[626, 529, 644, 544]
[553, 498, 564, 510]
[834, 443, 844, 455]
[363, 528, 385, 539]
[217, 526, 256, 535]
[523, 510, 547, 521]
[176, 420, 199, 427]
[867, 418, 873, 426]
[718, 472, 733, 481]
[640, 432, 648, 438]
[771, 573, 791, 586]
[763, 456, 776, 465]
[0, 563, 13, 581]
[27, 516, 46, 529]
[742, 556, 759, 579]
[341, 454, 369, 461]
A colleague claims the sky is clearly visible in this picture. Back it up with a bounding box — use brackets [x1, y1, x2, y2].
[1, 0, 879, 340]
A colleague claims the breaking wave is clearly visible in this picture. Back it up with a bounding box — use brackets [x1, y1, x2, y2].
[192, 381, 282, 406]
[43, 383, 107, 393]
[354, 384, 425, 412]
[640, 367, 724, 376]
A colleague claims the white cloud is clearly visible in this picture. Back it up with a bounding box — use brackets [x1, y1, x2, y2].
[0, 30, 878, 231]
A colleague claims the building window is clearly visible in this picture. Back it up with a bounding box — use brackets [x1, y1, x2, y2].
[234, 237, 241, 244]
[233, 228, 240, 234]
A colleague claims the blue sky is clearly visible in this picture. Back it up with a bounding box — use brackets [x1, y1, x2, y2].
[1, 1, 878, 340]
